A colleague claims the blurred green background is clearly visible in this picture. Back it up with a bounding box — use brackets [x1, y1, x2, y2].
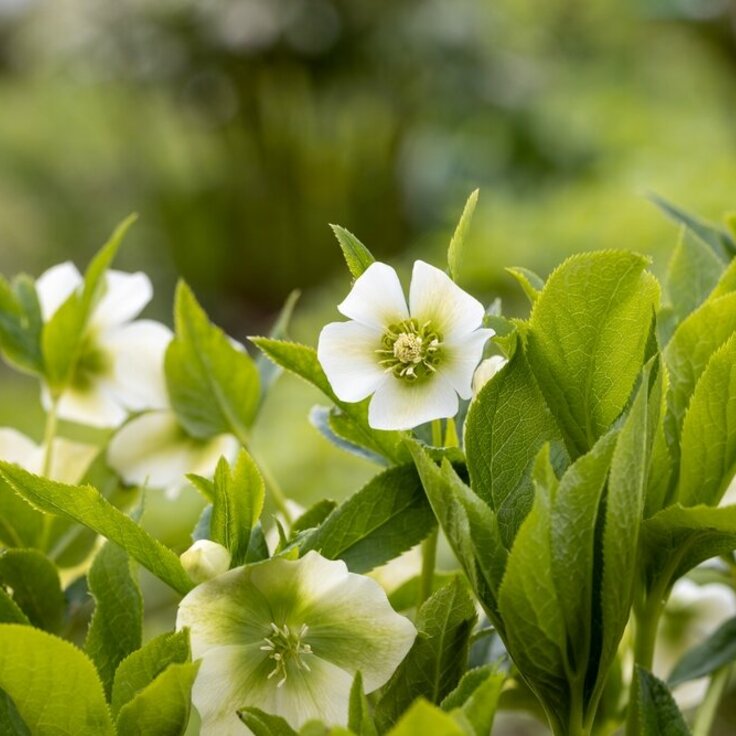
[0, 0, 735, 730]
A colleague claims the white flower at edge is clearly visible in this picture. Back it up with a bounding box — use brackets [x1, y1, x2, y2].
[36, 262, 172, 427]
[318, 261, 494, 430]
[107, 410, 239, 497]
[0, 427, 97, 483]
[471, 355, 508, 398]
[176, 550, 416, 736]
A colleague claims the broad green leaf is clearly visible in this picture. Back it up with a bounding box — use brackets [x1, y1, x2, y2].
[668, 615, 736, 686]
[348, 672, 378, 736]
[388, 572, 459, 613]
[550, 431, 617, 678]
[0, 588, 29, 625]
[0, 463, 194, 595]
[640, 504, 736, 592]
[525, 251, 658, 457]
[677, 334, 736, 506]
[116, 661, 199, 736]
[331, 225, 376, 280]
[42, 214, 137, 393]
[309, 405, 387, 466]
[440, 666, 504, 736]
[0, 624, 115, 735]
[376, 578, 477, 729]
[210, 450, 264, 566]
[447, 189, 479, 283]
[165, 281, 260, 440]
[497, 482, 568, 733]
[252, 338, 406, 464]
[464, 349, 561, 546]
[298, 465, 435, 573]
[506, 267, 543, 304]
[599, 361, 662, 681]
[85, 541, 143, 697]
[710, 257, 736, 300]
[237, 708, 298, 735]
[0, 477, 43, 549]
[385, 699, 466, 736]
[664, 292, 736, 452]
[0, 688, 30, 736]
[635, 667, 690, 736]
[0, 274, 44, 375]
[257, 290, 300, 400]
[111, 630, 191, 716]
[407, 441, 506, 622]
[291, 498, 338, 534]
[0, 549, 64, 632]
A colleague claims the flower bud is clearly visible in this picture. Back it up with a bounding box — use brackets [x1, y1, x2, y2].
[472, 355, 508, 398]
[180, 540, 231, 584]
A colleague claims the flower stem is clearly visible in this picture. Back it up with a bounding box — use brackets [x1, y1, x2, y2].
[39, 400, 59, 551]
[692, 666, 731, 736]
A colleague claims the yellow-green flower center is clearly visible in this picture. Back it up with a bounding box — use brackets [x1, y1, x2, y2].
[260, 622, 313, 688]
[378, 318, 442, 382]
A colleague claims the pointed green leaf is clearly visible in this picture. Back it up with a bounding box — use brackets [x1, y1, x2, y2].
[440, 666, 504, 736]
[0, 463, 194, 595]
[116, 661, 199, 736]
[309, 405, 387, 466]
[291, 498, 338, 534]
[0, 549, 64, 632]
[447, 189, 479, 282]
[668, 615, 736, 686]
[0, 688, 30, 736]
[710, 257, 736, 300]
[506, 267, 543, 304]
[386, 700, 467, 736]
[112, 630, 191, 716]
[85, 541, 143, 697]
[257, 290, 300, 399]
[331, 225, 376, 280]
[298, 465, 435, 573]
[635, 667, 690, 736]
[237, 708, 298, 736]
[677, 334, 736, 506]
[348, 672, 378, 736]
[0, 588, 29, 625]
[0, 624, 116, 735]
[210, 449, 265, 566]
[0, 274, 44, 375]
[165, 281, 260, 440]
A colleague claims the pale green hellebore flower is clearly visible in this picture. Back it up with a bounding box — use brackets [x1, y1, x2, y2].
[318, 261, 493, 430]
[176, 550, 416, 735]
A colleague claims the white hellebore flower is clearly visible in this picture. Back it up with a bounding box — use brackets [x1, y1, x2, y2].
[177, 550, 416, 735]
[36, 262, 172, 427]
[318, 261, 494, 430]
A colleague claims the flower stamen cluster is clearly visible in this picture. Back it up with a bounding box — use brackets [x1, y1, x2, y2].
[260, 622, 313, 687]
[377, 318, 441, 381]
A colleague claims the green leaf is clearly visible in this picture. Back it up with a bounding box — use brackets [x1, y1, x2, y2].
[526, 251, 658, 457]
[0, 474, 43, 549]
[440, 666, 504, 736]
[111, 630, 191, 717]
[116, 661, 199, 736]
[309, 406, 387, 466]
[0, 274, 44, 375]
[447, 189, 479, 283]
[388, 572, 459, 613]
[0, 549, 64, 632]
[677, 334, 736, 506]
[407, 441, 506, 622]
[165, 281, 260, 440]
[385, 699, 467, 736]
[348, 672, 378, 736]
[0, 588, 29, 625]
[668, 615, 736, 686]
[664, 292, 736, 453]
[42, 214, 137, 392]
[298, 465, 435, 573]
[252, 338, 407, 464]
[635, 666, 690, 736]
[237, 707, 298, 736]
[464, 349, 562, 545]
[0, 624, 116, 735]
[210, 449, 265, 566]
[331, 225, 376, 280]
[85, 541, 143, 697]
[376, 578, 477, 729]
[640, 504, 736, 592]
[506, 267, 544, 304]
[0, 688, 30, 736]
[257, 290, 301, 399]
[710, 256, 736, 300]
[0, 463, 194, 595]
[291, 498, 338, 534]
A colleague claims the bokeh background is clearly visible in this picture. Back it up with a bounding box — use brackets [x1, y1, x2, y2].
[0, 0, 735, 732]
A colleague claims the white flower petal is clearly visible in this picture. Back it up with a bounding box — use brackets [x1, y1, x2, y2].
[441, 328, 495, 400]
[409, 260, 485, 339]
[337, 262, 409, 330]
[180, 540, 232, 584]
[368, 374, 459, 430]
[48, 438, 98, 484]
[0, 428, 41, 470]
[49, 382, 129, 428]
[89, 270, 153, 331]
[107, 410, 238, 490]
[472, 354, 508, 398]
[35, 262, 82, 320]
[317, 321, 385, 402]
[100, 320, 172, 412]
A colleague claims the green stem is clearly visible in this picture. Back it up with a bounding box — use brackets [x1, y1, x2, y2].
[418, 527, 438, 607]
[693, 666, 731, 736]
